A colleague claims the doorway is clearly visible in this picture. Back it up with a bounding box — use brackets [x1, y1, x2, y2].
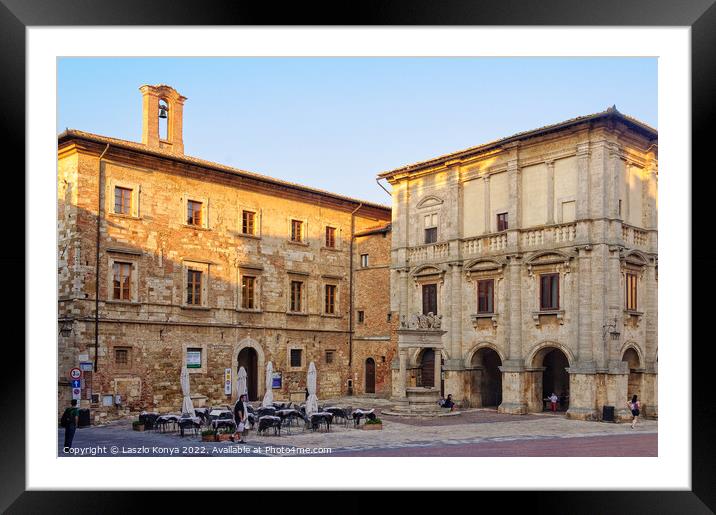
[238, 347, 259, 401]
[471, 348, 502, 407]
[365, 358, 376, 394]
[539, 348, 570, 411]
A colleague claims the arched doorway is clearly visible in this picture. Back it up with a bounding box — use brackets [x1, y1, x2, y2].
[365, 358, 376, 394]
[622, 347, 642, 400]
[418, 349, 444, 395]
[534, 347, 570, 412]
[238, 347, 259, 401]
[471, 348, 502, 408]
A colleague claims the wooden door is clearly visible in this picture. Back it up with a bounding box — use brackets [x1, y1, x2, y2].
[365, 358, 376, 394]
[421, 349, 434, 387]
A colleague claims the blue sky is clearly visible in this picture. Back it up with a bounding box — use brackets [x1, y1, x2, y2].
[58, 57, 657, 204]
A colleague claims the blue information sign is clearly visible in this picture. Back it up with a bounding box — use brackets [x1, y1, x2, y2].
[71, 379, 81, 388]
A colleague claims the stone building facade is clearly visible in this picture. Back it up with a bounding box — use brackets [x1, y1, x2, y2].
[382, 108, 658, 421]
[57, 84, 392, 422]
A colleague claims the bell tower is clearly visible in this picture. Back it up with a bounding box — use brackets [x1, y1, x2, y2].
[139, 84, 187, 155]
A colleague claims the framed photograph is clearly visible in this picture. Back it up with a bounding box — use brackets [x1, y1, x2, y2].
[6, 0, 712, 511]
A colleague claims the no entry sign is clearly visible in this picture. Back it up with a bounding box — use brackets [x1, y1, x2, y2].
[69, 367, 82, 380]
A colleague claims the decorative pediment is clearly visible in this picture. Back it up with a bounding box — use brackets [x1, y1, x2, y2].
[525, 250, 574, 276]
[464, 258, 506, 279]
[620, 250, 649, 268]
[410, 264, 445, 283]
[416, 195, 444, 209]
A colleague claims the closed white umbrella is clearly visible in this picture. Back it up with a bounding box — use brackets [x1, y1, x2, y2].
[305, 361, 318, 417]
[261, 361, 274, 407]
[237, 366, 248, 400]
[180, 365, 195, 416]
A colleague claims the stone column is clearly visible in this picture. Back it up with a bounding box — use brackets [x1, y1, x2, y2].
[398, 349, 408, 398]
[434, 348, 442, 391]
[498, 253, 527, 414]
[449, 262, 463, 360]
[507, 254, 523, 362]
[577, 246, 594, 366]
[507, 159, 521, 229]
[576, 143, 590, 220]
[483, 175, 491, 234]
[546, 159, 555, 225]
[399, 268, 410, 320]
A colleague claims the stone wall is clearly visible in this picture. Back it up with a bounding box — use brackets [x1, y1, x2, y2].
[57, 137, 391, 421]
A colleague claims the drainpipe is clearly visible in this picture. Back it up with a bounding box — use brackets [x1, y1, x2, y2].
[375, 177, 391, 197]
[348, 202, 363, 373]
[94, 144, 110, 373]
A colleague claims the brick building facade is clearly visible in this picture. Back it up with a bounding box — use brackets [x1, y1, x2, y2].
[57, 85, 392, 422]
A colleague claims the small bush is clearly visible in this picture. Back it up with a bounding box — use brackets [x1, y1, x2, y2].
[201, 429, 217, 436]
[365, 418, 382, 425]
[132, 420, 144, 428]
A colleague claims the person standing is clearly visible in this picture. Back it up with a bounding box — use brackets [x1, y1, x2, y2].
[549, 392, 559, 414]
[627, 394, 641, 429]
[61, 399, 80, 452]
[233, 394, 247, 443]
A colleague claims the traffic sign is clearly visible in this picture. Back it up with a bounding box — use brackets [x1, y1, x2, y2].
[71, 379, 81, 388]
[69, 368, 82, 380]
[72, 387, 81, 400]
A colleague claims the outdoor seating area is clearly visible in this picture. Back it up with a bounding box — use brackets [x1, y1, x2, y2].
[131, 361, 381, 441]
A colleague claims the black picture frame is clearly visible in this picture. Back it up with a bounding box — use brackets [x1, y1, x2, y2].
[2, 0, 712, 511]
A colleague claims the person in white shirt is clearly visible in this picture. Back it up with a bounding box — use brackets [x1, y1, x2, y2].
[548, 392, 559, 413]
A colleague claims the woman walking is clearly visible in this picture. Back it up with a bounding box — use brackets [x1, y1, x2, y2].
[234, 394, 247, 443]
[627, 394, 641, 429]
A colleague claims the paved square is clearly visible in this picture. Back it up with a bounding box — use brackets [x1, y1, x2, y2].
[58, 397, 657, 457]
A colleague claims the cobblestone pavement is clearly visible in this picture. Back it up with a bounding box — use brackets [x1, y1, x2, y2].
[58, 397, 657, 457]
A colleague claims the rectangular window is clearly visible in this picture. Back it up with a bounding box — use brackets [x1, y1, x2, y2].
[618, 199, 623, 216]
[290, 281, 303, 312]
[477, 279, 494, 314]
[497, 212, 509, 231]
[112, 262, 132, 300]
[424, 214, 438, 243]
[290, 349, 302, 367]
[626, 273, 638, 310]
[114, 186, 132, 215]
[187, 200, 203, 226]
[241, 276, 255, 309]
[325, 226, 336, 248]
[187, 269, 202, 305]
[422, 283, 438, 315]
[360, 254, 369, 267]
[357, 310, 365, 323]
[325, 350, 335, 364]
[291, 219, 303, 242]
[187, 348, 202, 369]
[325, 284, 336, 314]
[540, 273, 560, 310]
[115, 347, 129, 367]
[424, 227, 437, 244]
[242, 210, 255, 235]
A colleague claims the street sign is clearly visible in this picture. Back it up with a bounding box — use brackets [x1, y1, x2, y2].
[71, 379, 81, 388]
[72, 387, 81, 400]
[69, 368, 82, 380]
[79, 362, 94, 372]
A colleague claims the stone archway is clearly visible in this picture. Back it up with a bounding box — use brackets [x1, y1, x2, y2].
[622, 347, 643, 401]
[531, 346, 570, 412]
[470, 348, 503, 408]
[236, 337, 265, 402]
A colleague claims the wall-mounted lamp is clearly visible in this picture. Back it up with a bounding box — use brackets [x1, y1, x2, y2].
[59, 321, 73, 337]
